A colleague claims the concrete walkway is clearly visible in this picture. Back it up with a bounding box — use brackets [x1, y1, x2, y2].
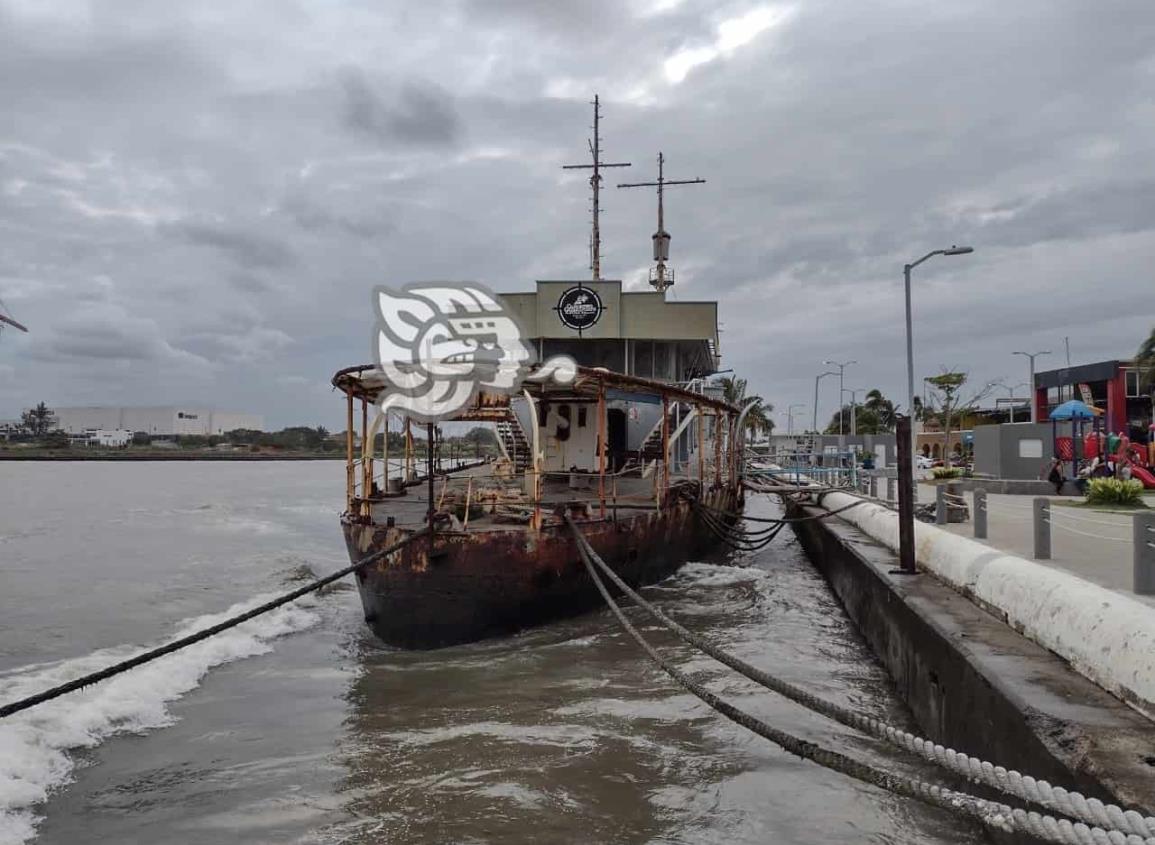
[919, 483, 1155, 606]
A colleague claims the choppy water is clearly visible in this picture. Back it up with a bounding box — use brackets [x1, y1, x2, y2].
[0, 462, 982, 844]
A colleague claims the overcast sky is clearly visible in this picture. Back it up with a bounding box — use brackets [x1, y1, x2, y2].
[2, 0, 1153, 430]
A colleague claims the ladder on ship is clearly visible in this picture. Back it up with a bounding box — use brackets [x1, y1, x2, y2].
[495, 413, 531, 473]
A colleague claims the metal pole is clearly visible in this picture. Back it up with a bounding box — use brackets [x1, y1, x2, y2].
[838, 368, 844, 437]
[1134, 512, 1155, 595]
[974, 488, 987, 539]
[427, 422, 435, 554]
[1029, 357, 1036, 423]
[895, 415, 917, 573]
[1033, 497, 1050, 560]
[904, 263, 916, 493]
[812, 374, 821, 435]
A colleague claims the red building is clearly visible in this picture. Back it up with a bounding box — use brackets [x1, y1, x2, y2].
[1033, 359, 1152, 439]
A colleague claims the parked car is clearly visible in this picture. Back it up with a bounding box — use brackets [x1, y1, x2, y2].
[916, 455, 934, 469]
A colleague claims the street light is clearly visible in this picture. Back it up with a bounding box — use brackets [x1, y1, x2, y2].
[845, 388, 866, 436]
[813, 371, 837, 439]
[1013, 350, 1050, 423]
[786, 403, 806, 435]
[823, 359, 856, 438]
[904, 245, 974, 483]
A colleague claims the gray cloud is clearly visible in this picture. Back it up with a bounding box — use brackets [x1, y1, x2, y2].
[339, 70, 462, 147]
[1, 0, 1154, 428]
[160, 220, 296, 270]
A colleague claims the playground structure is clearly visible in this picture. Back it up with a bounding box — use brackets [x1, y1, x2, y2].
[1050, 399, 1155, 489]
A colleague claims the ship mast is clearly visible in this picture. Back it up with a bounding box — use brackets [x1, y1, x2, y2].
[562, 95, 631, 281]
[618, 151, 705, 292]
[0, 294, 28, 335]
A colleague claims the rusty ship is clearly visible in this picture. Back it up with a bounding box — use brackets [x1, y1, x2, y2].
[332, 97, 747, 649]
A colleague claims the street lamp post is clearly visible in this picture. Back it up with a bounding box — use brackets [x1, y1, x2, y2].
[1013, 350, 1050, 423]
[846, 388, 866, 436]
[904, 245, 974, 485]
[823, 359, 856, 438]
[813, 370, 837, 443]
[786, 403, 806, 435]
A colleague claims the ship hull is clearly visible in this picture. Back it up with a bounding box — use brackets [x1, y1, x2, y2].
[342, 487, 741, 649]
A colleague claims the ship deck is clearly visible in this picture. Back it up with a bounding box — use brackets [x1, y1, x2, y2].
[362, 462, 696, 531]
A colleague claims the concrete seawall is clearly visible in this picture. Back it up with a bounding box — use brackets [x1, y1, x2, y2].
[789, 501, 1155, 814]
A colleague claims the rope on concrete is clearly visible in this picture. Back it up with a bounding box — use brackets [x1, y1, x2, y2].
[1049, 520, 1132, 544]
[569, 514, 1155, 840]
[1049, 509, 1133, 528]
[567, 516, 1155, 845]
[0, 529, 428, 720]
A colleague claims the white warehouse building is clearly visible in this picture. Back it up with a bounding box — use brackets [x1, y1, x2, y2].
[52, 407, 264, 437]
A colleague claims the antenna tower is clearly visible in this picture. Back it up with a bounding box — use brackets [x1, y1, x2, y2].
[562, 95, 631, 280]
[618, 151, 705, 293]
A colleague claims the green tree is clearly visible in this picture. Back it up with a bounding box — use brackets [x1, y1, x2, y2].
[922, 372, 994, 462]
[864, 389, 897, 431]
[1138, 324, 1155, 391]
[823, 388, 896, 435]
[21, 402, 56, 437]
[718, 376, 774, 439]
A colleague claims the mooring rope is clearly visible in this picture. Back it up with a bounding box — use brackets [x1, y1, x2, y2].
[718, 486, 1155, 838]
[693, 503, 786, 551]
[566, 517, 1155, 845]
[0, 529, 428, 720]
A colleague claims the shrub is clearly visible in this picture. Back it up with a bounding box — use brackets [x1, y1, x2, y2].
[1085, 477, 1144, 506]
[931, 467, 963, 479]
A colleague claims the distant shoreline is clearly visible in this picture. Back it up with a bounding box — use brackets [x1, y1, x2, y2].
[0, 451, 345, 461]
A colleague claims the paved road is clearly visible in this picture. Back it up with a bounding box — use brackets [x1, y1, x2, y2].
[918, 483, 1155, 606]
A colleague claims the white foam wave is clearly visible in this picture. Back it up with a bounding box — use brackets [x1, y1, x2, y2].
[0, 594, 321, 845]
[676, 562, 769, 588]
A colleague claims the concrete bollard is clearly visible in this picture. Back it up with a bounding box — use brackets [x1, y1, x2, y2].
[935, 485, 947, 524]
[1033, 497, 1051, 560]
[973, 489, 987, 539]
[1135, 512, 1155, 595]
[886, 476, 896, 504]
[868, 474, 877, 499]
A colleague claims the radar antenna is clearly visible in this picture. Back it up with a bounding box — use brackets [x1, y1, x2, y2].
[562, 95, 631, 280]
[618, 151, 705, 292]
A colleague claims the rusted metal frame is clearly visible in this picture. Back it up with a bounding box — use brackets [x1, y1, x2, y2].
[345, 391, 355, 512]
[361, 397, 370, 517]
[661, 395, 670, 507]
[331, 364, 741, 416]
[404, 418, 414, 481]
[697, 402, 705, 487]
[597, 383, 607, 519]
[714, 410, 723, 488]
[462, 477, 474, 530]
[426, 422, 435, 553]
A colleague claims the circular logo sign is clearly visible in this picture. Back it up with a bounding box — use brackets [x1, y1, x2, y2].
[555, 286, 604, 332]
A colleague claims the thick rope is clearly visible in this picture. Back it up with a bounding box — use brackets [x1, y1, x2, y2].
[0, 529, 428, 720]
[694, 503, 785, 551]
[568, 517, 1155, 845]
[648, 492, 1155, 838]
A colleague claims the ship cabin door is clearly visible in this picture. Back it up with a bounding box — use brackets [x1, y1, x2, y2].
[607, 408, 628, 471]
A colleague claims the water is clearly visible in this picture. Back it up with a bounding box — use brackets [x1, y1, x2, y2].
[0, 462, 983, 844]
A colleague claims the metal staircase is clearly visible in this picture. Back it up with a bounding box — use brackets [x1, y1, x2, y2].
[495, 413, 531, 473]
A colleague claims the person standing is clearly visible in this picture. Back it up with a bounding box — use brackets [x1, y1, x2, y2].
[1047, 458, 1064, 495]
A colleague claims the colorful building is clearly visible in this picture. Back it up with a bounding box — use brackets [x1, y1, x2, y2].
[1033, 360, 1152, 439]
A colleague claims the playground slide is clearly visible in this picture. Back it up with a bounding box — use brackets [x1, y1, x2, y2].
[1131, 463, 1155, 489]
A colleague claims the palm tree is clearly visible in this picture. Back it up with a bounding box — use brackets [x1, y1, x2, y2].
[864, 389, 897, 432]
[717, 377, 773, 439]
